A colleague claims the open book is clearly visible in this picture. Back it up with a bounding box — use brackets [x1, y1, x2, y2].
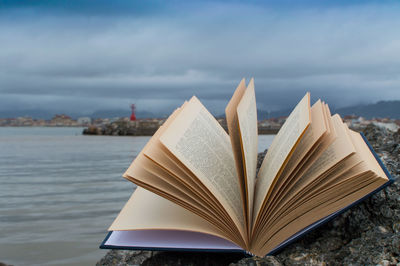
[101, 79, 392, 257]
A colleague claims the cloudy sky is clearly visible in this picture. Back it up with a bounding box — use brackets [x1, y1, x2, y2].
[1, 0, 400, 116]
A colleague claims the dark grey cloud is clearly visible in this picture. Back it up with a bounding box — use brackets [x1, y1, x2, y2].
[0, 0, 168, 17]
[0, 2, 400, 117]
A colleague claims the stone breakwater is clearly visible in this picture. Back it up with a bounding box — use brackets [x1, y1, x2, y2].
[83, 120, 162, 136]
[83, 119, 279, 136]
[97, 124, 400, 266]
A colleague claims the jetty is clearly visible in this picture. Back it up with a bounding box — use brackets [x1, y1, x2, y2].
[82, 118, 281, 136]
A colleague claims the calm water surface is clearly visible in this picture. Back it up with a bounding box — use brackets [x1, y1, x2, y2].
[0, 127, 274, 265]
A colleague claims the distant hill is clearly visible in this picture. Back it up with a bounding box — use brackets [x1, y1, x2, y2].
[257, 109, 292, 120]
[1, 100, 399, 120]
[257, 100, 400, 120]
[0, 108, 159, 120]
[334, 100, 400, 119]
[90, 109, 156, 119]
[0, 109, 80, 120]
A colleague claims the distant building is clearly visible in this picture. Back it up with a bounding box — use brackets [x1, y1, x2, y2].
[16, 117, 34, 126]
[77, 117, 92, 125]
[50, 114, 77, 126]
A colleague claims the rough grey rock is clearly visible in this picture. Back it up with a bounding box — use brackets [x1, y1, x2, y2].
[97, 124, 400, 265]
[230, 256, 282, 266]
[96, 250, 155, 266]
[97, 250, 245, 266]
[83, 120, 160, 136]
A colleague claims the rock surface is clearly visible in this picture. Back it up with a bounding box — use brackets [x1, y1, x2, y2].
[97, 124, 400, 265]
[83, 120, 161, 136]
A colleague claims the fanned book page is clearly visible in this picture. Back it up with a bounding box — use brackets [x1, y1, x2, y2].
[253, 92, 311, 223]
[236, 79, 258, 226]
[107, 187, 242, 251]
[159, 96, 246, 238]
[102, 79, 392, 257]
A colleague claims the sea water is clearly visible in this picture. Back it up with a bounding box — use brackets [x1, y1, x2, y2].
[0, 127, 274, 265]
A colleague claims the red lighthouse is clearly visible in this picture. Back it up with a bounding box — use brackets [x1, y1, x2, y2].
[130, 104, 136, 121]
